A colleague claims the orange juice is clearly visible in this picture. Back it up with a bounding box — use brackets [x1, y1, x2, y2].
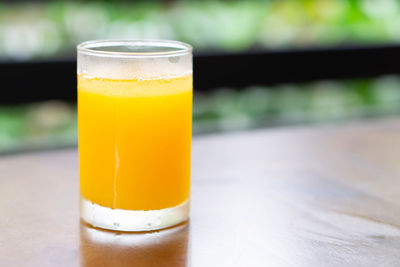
[78, 74, 192, 211]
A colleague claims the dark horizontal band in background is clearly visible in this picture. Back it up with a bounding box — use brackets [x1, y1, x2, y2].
[1, 44, 400, 104]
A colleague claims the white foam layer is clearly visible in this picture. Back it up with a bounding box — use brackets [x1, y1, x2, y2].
[78, 52, 192, 80]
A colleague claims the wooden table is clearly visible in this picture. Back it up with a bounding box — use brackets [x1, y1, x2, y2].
[2, 118, 400, 266]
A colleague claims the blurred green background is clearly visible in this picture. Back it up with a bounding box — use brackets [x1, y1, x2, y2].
[2, 0, 400, 153]
[2, 0, 400, 61]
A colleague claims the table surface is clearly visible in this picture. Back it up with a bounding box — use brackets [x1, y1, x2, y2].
[3, 118, 400, 267]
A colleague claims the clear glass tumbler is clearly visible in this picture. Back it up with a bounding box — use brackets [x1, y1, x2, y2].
[77, 40, 192, 231]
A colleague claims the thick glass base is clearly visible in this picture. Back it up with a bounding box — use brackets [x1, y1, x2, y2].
[80, 199, 190, 232]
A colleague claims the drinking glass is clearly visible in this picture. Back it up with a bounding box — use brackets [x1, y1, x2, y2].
[77, 40, 192, 231]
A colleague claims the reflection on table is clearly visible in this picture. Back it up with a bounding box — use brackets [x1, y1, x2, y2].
[80, 221, 189, 267]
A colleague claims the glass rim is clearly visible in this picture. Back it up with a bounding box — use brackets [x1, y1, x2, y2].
[77, 39, 192, 58]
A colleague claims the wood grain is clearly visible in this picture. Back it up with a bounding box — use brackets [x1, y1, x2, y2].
[2, 118, 400, 266]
